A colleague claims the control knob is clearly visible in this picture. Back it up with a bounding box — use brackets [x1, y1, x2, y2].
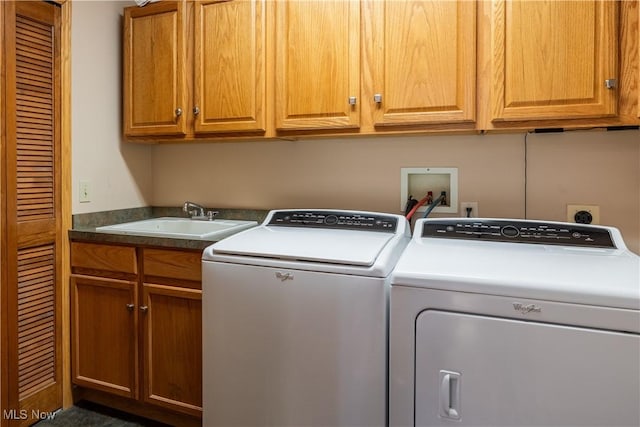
[324, 215, 338, 225]
[501, 225, 520, 238]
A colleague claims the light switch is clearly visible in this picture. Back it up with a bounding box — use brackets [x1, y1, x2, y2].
[79, 181, 91, 203]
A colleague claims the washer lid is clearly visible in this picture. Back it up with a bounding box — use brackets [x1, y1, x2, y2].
[208, 226, 396, 266]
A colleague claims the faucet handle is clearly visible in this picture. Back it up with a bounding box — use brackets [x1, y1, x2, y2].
[206, 210, 219, 220]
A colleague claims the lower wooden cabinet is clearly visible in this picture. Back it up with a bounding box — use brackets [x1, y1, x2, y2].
[142, 283, 202, 416]
[70, 242, 203, 425]
[71, 275, 138, 398]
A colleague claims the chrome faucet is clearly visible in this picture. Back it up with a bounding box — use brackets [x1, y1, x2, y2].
[183, 201, 218, 221]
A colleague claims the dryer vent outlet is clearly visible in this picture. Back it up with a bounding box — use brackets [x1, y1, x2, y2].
[567, 204, 600, 225]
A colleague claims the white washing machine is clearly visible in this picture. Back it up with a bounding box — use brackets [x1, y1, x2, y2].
[390, 218, 640, 427]
[202, 209, 410, 427]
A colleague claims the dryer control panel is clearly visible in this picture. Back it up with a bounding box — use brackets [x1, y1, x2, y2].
[268, 210, 398, 233]
[421, 220, 616, 248]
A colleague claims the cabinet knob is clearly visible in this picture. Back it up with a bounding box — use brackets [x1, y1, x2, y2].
[193, 106, 200, 116]
[374, 93, 382, 104]
[140, 305, 149, 313]
[348, 96, 357, 106]
[604, 79, 617, 90]
[126, 303, 135, 312]
[175, 108, 183, 117]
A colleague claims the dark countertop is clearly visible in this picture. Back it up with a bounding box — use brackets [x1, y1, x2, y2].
[68, 228, 218, 250]
[69, 206, 268, 251]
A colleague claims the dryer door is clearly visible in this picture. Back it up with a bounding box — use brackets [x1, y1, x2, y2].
[415, 310, 640, 426]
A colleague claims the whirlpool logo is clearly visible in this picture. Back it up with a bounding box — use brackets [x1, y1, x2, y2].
[512, 302, 542, 315]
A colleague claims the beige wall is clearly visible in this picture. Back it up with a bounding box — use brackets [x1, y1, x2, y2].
[526, 130, 640, 253]
[72, 0, 152, 214]
[153, 131, 640, 253]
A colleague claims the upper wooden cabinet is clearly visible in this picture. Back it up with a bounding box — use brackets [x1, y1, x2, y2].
[123, 0, 639, 139]
[194, 0, 266, 133]
[124, 2, 188, 136]
[124, 0, 266, 138]
[275, 0, 360, 130]
[489, 0, 618, 122]
[368, 0, 476, 127]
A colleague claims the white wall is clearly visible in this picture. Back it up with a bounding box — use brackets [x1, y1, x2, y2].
[72, 0, 153, 214]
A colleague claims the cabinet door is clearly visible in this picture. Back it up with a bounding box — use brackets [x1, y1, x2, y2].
[194, 0, 266, 133]
[491, 0, 618, 122]
[71, 275, 138, 398]
[275, 0, 360, 130]
[123, 1, 188, 136]
[4, 1, 64, 419]
[142, 283, 202, 417]
[370, 1, 475, 126]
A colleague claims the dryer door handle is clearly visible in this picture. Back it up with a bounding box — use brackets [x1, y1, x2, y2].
[439, 370, 461, 420]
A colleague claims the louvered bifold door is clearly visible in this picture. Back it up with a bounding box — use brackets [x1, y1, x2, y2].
[4, 1, 62, 423]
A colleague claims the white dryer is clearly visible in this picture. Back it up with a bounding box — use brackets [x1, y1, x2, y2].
[202, 209, 410, 427]
[390, 218, 640, 427]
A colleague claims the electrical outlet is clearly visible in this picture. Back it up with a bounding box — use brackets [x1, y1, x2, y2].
[79, 181, 91, 203]
[567, 204, 599, 225]
[460, 202, 478, 218]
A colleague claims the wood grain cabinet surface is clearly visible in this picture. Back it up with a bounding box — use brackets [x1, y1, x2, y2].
[71, 275, 138, 398]
[123, 0, 640, 140]
[124, 0, 266, 138]
[2, 1, 66, 423]
[275, 0, 360, 131]
[194, 0, 266, 134]
[123, 1, 188, 136]
[366, 0, 476, 127]
[70, 242, 202, 425]
[489, 0, 618, 122]
[142, 283, 202, 417]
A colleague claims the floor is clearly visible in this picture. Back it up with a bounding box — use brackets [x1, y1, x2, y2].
[34, 401, 171, 427]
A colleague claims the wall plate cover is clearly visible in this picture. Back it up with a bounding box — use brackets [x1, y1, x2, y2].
[400, 167, 458, 214]
[79, 181, 91, 203]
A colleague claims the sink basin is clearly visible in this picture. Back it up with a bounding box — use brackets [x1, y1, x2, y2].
[95, 217, 258, 240]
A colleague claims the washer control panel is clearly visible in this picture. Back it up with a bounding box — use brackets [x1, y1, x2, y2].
[268, 210, 398, 232]
[421, 220, 616, 248]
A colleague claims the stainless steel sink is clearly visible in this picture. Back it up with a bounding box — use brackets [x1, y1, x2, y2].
[95, 217, 257, 240]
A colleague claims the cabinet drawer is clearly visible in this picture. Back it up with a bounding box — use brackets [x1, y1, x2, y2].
[71, 242, 137, 274]
[143, 249, 202, 283]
